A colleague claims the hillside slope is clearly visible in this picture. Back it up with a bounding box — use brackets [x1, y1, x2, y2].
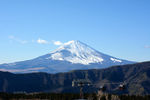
[0, 61, 150, 95]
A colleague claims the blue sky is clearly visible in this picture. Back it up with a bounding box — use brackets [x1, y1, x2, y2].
[0, 0, 150, 64]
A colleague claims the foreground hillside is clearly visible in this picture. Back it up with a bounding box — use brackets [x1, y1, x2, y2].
[0, 61, 150, 95]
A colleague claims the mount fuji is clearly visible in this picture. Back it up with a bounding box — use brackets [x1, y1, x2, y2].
[0, 40, 135, 73]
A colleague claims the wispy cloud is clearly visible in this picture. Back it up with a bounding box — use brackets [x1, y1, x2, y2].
[37, 38, 49, 44]
[53, 41, 63, 46]
[8, 36, 63, 46]
[144, 45, 150, 48]
[8, 35, 28, 44]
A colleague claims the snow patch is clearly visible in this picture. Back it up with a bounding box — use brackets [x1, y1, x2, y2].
[51, 53, 63, 60]
[110, 58, 122, 63]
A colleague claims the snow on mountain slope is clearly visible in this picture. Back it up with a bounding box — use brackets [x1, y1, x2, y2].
[45, 40, 126, 65]
[48, 40, 105, 65]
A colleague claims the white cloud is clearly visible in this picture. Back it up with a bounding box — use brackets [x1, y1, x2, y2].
[145, 45, 150, 48]
[8, 35, 28, 44]
[53, 41, 63, 45]
[37, 38, 49, 44]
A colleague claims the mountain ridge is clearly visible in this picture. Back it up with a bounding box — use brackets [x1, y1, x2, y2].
[0, 61, 150, 95]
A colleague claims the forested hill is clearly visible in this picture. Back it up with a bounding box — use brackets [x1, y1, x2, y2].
[0, 61, 150, 95]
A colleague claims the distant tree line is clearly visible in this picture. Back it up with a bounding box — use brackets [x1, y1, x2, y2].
[0, 92, 96, 100]
[0, 92, 150, 100]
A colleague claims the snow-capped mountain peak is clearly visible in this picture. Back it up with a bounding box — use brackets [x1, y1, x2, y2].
[0, 40, 135, 73]
[49, 40, 104, 65]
